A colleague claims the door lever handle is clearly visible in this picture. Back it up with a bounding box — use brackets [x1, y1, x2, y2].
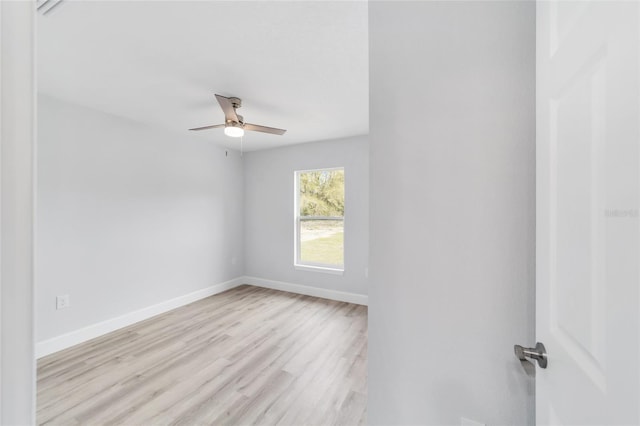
[514, 342, 548, 368]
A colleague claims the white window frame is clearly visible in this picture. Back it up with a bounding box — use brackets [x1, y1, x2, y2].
[294, 167, 345, 275]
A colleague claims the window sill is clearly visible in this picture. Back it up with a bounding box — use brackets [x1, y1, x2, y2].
[294, 264, 344, 276]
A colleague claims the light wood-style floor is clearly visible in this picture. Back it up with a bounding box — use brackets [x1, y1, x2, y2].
[37, 285, 367, 425]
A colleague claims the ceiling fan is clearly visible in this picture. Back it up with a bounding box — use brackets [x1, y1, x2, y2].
[189, 94, 286, 138]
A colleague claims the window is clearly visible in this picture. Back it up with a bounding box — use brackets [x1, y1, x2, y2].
[295, 168, 344, 273]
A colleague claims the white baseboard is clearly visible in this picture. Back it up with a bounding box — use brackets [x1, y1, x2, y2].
[36, 277, 245, 359]
[36, 276, 367, 358]
[242, 276, 368, 306]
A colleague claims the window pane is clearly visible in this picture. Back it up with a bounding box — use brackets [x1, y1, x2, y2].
[300, 219, 344, 266]
[299, 170, 344, 217]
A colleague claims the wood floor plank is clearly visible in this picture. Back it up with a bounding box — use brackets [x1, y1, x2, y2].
[37, 285, 367, 425]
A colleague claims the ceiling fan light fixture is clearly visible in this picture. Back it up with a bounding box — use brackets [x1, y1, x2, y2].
[224, 123, 245, 138]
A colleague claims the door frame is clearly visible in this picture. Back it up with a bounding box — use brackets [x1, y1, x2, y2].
[0, 1, 37, 423]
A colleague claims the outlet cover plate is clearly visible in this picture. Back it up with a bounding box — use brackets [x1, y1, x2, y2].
[56, 295, 70, 310]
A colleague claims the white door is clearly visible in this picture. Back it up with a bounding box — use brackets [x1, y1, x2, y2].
[536, 0, 640, 424]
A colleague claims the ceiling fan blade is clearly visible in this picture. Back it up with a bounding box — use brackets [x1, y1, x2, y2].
[189, 124, 225, 131]
[244, 123, 287, 135]
[215, 94, 239, 123]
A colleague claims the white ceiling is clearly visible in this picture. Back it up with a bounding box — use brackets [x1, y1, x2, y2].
[38, 1, 369, 151]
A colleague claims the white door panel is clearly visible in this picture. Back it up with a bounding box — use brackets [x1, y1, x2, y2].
[537, 1, 639, 424]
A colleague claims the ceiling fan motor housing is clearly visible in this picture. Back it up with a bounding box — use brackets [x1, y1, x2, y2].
[227, 115, 244, 125]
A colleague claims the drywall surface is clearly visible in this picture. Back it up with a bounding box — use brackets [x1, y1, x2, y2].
[368, 2, 535, 425]
[1, 1, 36, 423]
[243, 136, 369, 297]
[36, 95, 244, 342]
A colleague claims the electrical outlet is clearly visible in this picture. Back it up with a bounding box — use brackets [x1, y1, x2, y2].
[56, 295, 70, 310]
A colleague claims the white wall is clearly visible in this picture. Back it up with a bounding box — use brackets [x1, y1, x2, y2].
[368, 2, 535, 425]
[1, 2, 36, 423]
[36, 95, 244, 343]
[243, 136, 369, 298]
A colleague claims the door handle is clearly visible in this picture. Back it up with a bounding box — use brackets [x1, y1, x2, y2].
[514, 342, 548, 368]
